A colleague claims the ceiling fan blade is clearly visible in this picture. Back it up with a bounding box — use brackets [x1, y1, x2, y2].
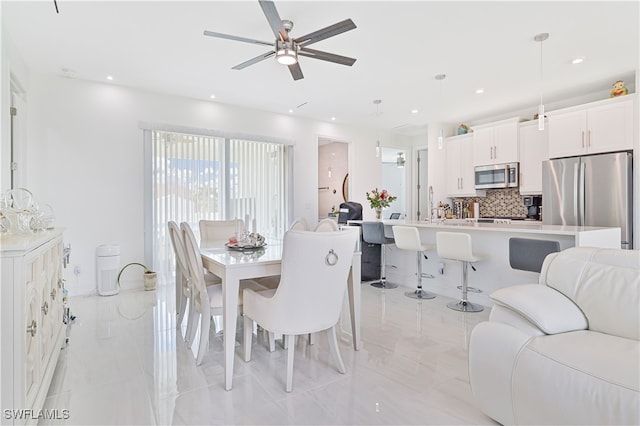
[294, 19, 357, 47]
[203, 30, 274, 47]
[259, 0, 288, 41]
[232, 51, 276, 70]
[288, 62, 304, 80]
[298, 47, 356, 66]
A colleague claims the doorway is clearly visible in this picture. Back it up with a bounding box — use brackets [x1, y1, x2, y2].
[318, 138, 348, 219]
[381, 147, 407, 219]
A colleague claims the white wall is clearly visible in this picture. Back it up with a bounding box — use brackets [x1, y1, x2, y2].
[22, 74, 412, 295]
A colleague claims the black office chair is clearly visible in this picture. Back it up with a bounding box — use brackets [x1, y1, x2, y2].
[338, 201, 363, 224]
[389, 213, 401, 219]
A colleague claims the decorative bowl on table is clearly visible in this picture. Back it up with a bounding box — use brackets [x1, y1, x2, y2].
[226, 232, 266, 250]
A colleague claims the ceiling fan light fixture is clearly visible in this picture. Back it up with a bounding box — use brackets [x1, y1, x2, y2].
[276, 44, 297, 65]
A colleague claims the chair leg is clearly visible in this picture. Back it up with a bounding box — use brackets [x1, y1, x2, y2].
[212, 315, 223, 334]
[175, 268, 184, 328]
[327, 326, 346, 374]
[285, 335, 295, 392]
[177, 288, 188, 330]
[268, 331, 276, 352]
[243, 315, 253, 362]
[185, 297, 197, 345]
[196, 306, 211, 366]
[447, 261, 484, 313]
[405, 251, 436, 300]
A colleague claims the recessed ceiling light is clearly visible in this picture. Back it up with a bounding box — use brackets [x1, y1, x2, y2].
[331, 116, 336, 121]
[411, 109, 419, 114]
[288, 109, 293, 113]
[475, 88, 485, 94]
[106, 75, 113, 81]
[210, 94, 216, 99]
[571, 57, 584, 64]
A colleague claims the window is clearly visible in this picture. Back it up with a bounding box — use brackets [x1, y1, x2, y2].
[143, 127, 292, 274]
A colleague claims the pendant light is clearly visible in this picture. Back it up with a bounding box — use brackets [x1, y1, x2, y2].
[396, 152, 406, 168]
[534, 33, 549, 131]
[373, 99, 382, 157]
[435, 74, 446, 149]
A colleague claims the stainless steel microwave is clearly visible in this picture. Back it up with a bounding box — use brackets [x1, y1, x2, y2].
[474, 162, 519, 189]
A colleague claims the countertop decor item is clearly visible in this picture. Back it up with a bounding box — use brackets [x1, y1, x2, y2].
[457, 124, 469, 135]
[366, 188, 397, 219]
[610, 79, 628, 97]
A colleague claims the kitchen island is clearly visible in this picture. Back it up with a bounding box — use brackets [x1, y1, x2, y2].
[350, 219, 620, 306]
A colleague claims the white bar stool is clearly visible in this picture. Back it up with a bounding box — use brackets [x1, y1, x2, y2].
[392, 226, 436, 300]
[362, 221, 398, 289]
[436, 232, 484, 312]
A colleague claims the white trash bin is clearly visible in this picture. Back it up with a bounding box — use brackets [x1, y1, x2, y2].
[96, 244, 120, 296]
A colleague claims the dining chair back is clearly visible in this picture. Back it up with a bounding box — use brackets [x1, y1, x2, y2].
[168, 221, 191, 332]
[289, 217, 310, 231]
[242, 229, 358, 391]
[314, 218, 339, 232]
[199, 219, 245, 248]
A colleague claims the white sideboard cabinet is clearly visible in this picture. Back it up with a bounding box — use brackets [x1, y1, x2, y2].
[1, 229, 66, 425]
[548, 95, 634, 159]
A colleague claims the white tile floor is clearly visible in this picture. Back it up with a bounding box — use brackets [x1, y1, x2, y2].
[41, 277, 497, 425]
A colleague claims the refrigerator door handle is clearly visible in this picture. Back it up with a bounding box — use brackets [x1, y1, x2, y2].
[573, 163, 579, 225]
[579, 162, 586, 226]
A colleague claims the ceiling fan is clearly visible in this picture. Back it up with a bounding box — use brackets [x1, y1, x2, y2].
[203, 0, 357, 81]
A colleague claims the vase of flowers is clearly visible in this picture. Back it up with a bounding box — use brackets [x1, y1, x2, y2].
[366, 188, 397, 220]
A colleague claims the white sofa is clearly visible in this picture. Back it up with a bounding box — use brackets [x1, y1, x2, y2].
[469, 247, 640, 425]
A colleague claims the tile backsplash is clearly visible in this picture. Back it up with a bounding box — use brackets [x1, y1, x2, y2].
[453, 189, 531, 218]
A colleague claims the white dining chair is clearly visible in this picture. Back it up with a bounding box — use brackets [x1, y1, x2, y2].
[181, 222, 268, 365]
[314, 218, 339, 232]
[242, 229, 358, 392]
[289, 217, 310, 231]
[199, 219, 245, 249]
[167, 221, 222, 341]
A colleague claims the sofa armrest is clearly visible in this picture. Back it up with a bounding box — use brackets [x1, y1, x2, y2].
[490, 284, 588, 335]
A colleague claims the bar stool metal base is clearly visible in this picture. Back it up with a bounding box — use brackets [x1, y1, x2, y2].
[405, 289, 436, 300]
[447, 299, 484, 312]
[371, 280, 398, 289]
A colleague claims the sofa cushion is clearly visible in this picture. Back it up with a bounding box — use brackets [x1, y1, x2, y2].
[513, 330, 640, 425]
[540, 247, 640, 341]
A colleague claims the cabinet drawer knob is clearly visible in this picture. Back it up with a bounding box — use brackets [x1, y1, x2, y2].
[58, 278, 65, 289]
[42, 301, 49, 315]
[27, 320, 37, 337]
[51, 288, 57, 300]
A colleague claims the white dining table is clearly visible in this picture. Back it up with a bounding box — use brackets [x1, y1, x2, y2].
[201, 240, 362, 390]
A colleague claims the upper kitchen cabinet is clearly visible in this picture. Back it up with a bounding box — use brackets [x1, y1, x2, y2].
[472, 118, 520, 166]
[548, 95, 634, 159]
[446, 134, 484, 197]
[518, 120, 549, 195]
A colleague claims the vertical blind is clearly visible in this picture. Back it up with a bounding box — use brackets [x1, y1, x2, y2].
[148, 129, 290, 275]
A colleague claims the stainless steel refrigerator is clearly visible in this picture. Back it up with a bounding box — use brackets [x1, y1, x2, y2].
[542, 152, 633, 249]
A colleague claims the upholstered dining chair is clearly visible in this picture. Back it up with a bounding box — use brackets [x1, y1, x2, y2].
[181, 222, 267, 365]
[242, 229, 358, 392]
[289, 217, 310, 231]
[199, 219, 245, 249]
[167, 221, 221, 341]
[314, 218, 339, 232]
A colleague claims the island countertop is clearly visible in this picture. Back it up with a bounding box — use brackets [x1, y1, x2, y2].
[347, 219, 621, 306]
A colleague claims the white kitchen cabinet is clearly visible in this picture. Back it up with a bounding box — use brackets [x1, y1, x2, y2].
[548, 95, 634, 159]
[1, 229, 66, 425]
[446, 134, 484, 197]
[472, 118, 520, 166]
[519, 120, 549, 195]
